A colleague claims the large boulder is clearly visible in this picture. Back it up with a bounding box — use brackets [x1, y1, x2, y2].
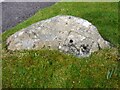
[6, 15, 110, 57]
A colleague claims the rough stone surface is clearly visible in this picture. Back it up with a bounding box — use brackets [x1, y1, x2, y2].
[7, 15, 110, 57]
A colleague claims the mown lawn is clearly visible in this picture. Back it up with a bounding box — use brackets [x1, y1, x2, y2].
[2, 2, 119, 88]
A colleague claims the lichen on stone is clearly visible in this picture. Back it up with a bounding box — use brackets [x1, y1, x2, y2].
[7, 15, 110, 57]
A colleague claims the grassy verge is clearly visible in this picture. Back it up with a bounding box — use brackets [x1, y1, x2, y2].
[2, 48, 119, 88]
[2, 2, 119, 88]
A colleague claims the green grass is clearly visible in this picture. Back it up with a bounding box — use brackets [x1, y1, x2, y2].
[2, 48, 119, 88]
[2, 2, 119, 88]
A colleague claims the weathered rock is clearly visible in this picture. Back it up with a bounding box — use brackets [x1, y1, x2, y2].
[6, 15, 110, 57]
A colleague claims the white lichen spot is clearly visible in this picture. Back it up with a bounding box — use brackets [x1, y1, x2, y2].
[68, 35, 74, 39]
[16, 43, 21, 47]
[82, 21, 91, 28]
[38, 27, 41, 29]
[34, 35, 37, 38]
[59, 46, 62, 49]
[80, 36, 86, 41]
[76, 19, 84, 24]
[14, 35, 17, 38]
[34, 39, 40, 42]
[18, 31, 24, 36]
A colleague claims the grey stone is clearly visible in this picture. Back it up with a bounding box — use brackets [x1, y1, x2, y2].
[6, 15, 110, 57]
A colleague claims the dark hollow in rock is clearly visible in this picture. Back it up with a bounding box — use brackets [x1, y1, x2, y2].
[69, 39, 73, 43]
[69, 17, 71, 19]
